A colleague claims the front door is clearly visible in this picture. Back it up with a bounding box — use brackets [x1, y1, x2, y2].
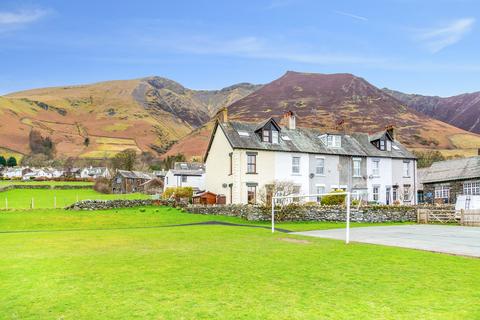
[386, 187, 391, 205]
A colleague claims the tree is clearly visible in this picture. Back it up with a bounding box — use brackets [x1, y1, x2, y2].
[159, 153, 186, 170]
[112, 149, 137, 171]
[258, 180, 298, 206]
[6, 156, 17, 167]
[0, 156, 6, 166]
[413, 150, 445, 168]
[29, 130, 56, 158]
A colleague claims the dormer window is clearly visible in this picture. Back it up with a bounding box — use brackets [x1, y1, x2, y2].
[255, 118, 281, 144]
[320, 134, 341, 148]
[370, 129, 394, 151]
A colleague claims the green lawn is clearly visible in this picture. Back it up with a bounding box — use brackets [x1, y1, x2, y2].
[0, 180, 94, 186]
[0, 189, 149, 209]
[1, 207, 480, 319]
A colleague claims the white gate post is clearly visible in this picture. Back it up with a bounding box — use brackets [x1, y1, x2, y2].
[271, 196, 275, 233]
[346, 192, 351, 244]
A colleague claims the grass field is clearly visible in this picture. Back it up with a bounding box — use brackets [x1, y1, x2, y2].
[1, 206, 480, 319]
[0, 189, 149, 209]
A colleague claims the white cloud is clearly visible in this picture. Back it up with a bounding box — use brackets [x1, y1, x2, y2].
[152, 35, 385, 66]
[334, 10, 368, 22]
[415, 18, 475, 53]
[0, 8, 50, 28]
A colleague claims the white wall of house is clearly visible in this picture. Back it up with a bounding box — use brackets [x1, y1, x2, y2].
[164, 171, 205, 190]
[367, 157, 393, 204]
[274, 152, 310, 194]
[309, 154, 340, 194]
[205, 126, 234, 201]
[392, 158, 416, 205]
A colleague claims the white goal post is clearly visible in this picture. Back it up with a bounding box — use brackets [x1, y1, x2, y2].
[271, 191, 352, 244]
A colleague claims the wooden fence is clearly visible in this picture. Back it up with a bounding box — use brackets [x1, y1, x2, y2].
[460, 210, 480, 226]
[417, 209, 456, 224]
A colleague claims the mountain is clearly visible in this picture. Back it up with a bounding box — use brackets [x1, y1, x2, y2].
[1, 77, 260, 159]
[384, 88, 480, 134]
[165, 71, 480, 159]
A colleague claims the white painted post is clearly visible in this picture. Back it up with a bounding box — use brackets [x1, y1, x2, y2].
[346, 192, 351, 244]
[271, 196, 275, 233]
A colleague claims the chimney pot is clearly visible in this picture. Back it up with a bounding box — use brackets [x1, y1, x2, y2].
[283, 110, 296, 130]
[216, 107, 228, 123]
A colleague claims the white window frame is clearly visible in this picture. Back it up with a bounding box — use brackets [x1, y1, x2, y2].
[316, 184, 326, 202]
[403, 185, 411, 201]
[435, 184, 450, 199]
[464, 181, 480, 195]
[292, 156, 300, 175]
[373, 185, 380, 201]
[353, 158, 361, 177]
[403, 161, 411, 178]
[372, 159, 380, 177]
[271, 130, 279, 144]
[315, 157, 325, 176]
[262, 129, 270, 142]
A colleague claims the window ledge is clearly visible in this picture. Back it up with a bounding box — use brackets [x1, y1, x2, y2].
[291, 174, 302, 176]
[353, 175, 362, 178]
[315, 174, 325, 177]
[246, 172, 258, 175]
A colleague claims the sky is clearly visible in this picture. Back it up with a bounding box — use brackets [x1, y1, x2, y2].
[0, 0, 479, 96]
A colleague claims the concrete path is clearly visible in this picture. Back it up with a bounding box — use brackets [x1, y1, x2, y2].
[292, 225, 480, 258]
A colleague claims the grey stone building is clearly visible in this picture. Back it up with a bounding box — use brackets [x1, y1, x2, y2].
[420, 156, 480, 204]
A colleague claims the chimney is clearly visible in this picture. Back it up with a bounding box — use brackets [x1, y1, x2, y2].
[283, 110, 296, 130]
[385, 125, 395, 140]
[478, 148, 480, 156]
[216, 107, 228, 123]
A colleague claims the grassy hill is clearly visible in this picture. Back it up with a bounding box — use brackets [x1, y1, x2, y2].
[1, 78, 259, 159]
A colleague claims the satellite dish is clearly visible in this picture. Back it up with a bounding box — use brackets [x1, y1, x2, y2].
[222, 183, 228, 188]
[309, 173, 315, 179]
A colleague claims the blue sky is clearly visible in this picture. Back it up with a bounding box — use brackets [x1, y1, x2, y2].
[0, 0, 479, 96]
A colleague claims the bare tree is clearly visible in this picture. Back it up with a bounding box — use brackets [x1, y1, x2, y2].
[258, 180, 298, 206]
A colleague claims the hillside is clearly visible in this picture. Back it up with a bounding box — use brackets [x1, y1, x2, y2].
[384, 88, 480, 134]
[166, 71, 480, 159]
[1, 78, 259, 158]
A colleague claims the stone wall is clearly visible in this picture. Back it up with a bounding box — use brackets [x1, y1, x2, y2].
[0, 184, 92, 192]
[185, 204, 418, 222]
[65, 199, 168, 210]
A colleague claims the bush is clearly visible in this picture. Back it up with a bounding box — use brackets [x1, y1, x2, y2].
[93, 178, 111, 194]
[320, 189, 346, 206]
[162, 187, 193, 200]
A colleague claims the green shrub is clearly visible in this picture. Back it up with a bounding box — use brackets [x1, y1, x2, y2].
[162, 187, 194, 200]
[320, 189, 346, 206]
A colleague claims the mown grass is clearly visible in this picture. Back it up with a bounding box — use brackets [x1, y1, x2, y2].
[0, 189, 149, 209]
[1, 207, 480, 319]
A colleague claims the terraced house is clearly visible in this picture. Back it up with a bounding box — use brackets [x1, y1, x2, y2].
[205, 110, 417, 205]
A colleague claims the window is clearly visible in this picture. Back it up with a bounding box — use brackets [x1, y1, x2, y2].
[372, 159, 380, 177]
[272, 130, 279, 144]
[247, 153, 257, 173]
[262, 129, 270, 142]
[315, 157, 325, 175]
[435, 184, 450, 199]
[464, 181, 480, 195]
[353, 158, 361, 177]
[403, 161, 410, 177]
[181, 176, 187, 183]
[403, 185, 411, 201]
[321, 134, 341, 148]
[247, 186, 256, 204]
[292, 156, 300, 174]
[316, 185, 325, 202]
[379, 139, 385, 150]
[392, 186, 398, 201]
[386, 140, 392, 151]
[229, 153, 233, 175]
[373, 186, 379, 201]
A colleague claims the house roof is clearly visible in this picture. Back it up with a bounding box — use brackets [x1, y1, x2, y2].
[116, 170, 156, 180]
[207, 120, 415, 160]
[420, 156, 480, 184]
[171, 162, 205, 176]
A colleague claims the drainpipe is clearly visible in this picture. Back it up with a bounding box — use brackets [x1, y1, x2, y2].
[413, 159, 417, 205]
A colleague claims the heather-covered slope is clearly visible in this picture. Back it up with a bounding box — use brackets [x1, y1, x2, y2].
[166, 71, 480, 159]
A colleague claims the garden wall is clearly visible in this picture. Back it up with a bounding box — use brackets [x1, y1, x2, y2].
[185, 204, 418, 222]
[65, 199, 168, 210]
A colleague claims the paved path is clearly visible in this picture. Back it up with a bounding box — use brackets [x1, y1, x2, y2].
[292, 225, 480, 257]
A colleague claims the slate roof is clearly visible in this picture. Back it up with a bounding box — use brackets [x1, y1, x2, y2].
[116, 170, 156, 180]
[171, 162, 205, 176]
[210, 120, 415, 160]
[420, 156, 480, 184]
